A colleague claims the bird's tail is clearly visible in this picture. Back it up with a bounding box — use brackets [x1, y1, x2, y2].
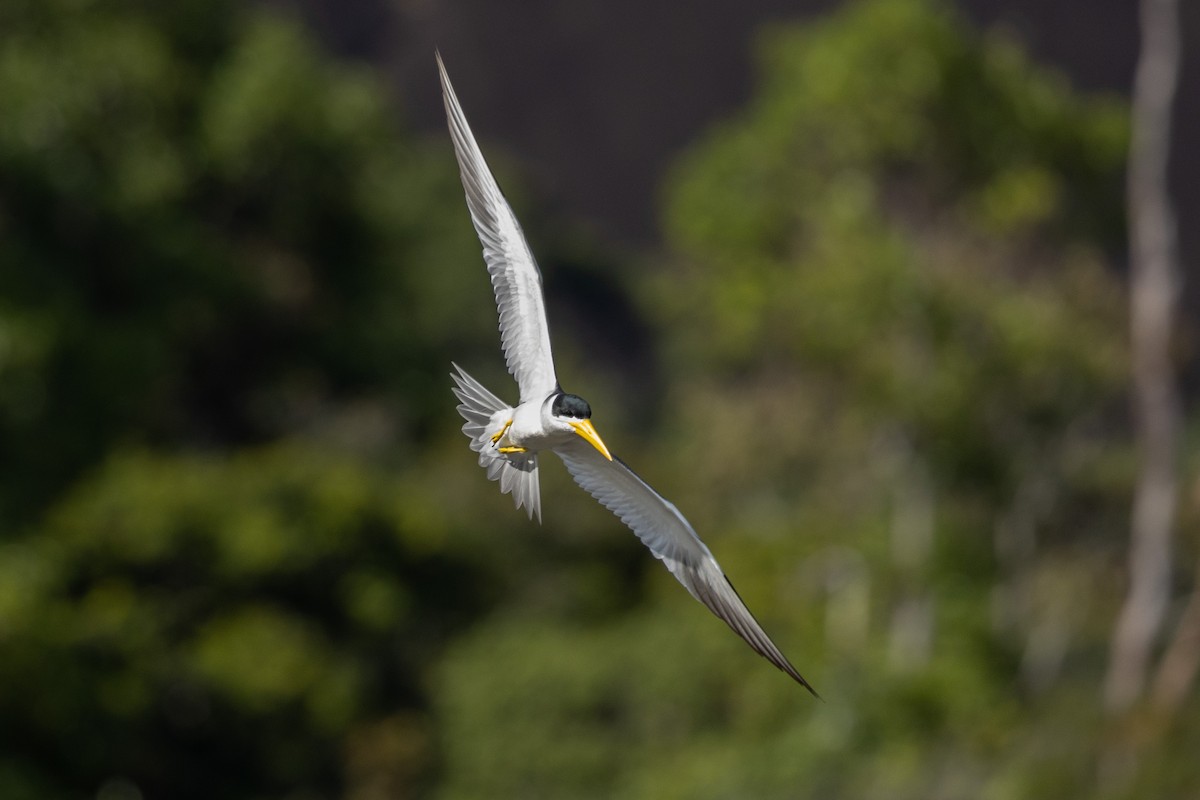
[450, 363, 542, 523]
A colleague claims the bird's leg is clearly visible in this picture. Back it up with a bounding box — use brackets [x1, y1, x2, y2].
[490, 419, 513, 446]
[490, 419, 527, 454]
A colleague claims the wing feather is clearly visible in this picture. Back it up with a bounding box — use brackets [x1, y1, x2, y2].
[554, 438, 817, 694]
[450, 363, 543, 522]
[438, 54, 558, 403]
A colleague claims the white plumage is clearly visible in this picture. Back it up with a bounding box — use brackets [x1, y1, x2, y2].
[439, 53, 815, 694]
[439, 54, 557, 404]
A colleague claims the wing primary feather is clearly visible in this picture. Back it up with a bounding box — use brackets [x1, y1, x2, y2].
[689, 563, 817, 695]
[437, 54, 559, 403]
[554, 438, 817, 695]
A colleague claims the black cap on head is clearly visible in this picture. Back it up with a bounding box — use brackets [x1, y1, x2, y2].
[552, 392, 592, 420]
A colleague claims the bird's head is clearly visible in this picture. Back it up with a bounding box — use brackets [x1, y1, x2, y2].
[548, 392, 613, 461]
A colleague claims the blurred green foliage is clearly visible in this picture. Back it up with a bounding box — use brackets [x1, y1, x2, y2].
[0, 0, 1196, 798]
[0, 444, 503, 798]
[0, 0, 489, 524]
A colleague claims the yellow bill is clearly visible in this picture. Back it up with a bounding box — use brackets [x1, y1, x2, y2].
[570, 419, 613, 461]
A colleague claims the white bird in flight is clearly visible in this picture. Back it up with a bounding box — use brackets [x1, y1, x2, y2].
[438, 53, 815, 694]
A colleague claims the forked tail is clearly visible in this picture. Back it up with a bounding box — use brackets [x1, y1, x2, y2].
[450, 363, 542, 522]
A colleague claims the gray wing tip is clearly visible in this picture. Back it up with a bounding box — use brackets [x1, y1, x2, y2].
[704, 568, 820, 697]
[789, 665, 821, 698]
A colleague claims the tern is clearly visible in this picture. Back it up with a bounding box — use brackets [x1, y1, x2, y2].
[438, 54, 815, 694]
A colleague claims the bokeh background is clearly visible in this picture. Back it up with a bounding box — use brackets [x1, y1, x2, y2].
[1, 0, 1197, 797]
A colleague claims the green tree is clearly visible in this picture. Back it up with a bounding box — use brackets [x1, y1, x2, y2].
[0, 0, 483, 526]
[0, 445, 497, 798]
[0, 1, 516, 797]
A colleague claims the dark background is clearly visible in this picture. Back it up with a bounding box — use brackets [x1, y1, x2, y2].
[280, 0, 1196, 269]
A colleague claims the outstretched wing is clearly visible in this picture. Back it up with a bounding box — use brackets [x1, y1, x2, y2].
[438, 53, 558, 404]
[554, 438, 817, 694]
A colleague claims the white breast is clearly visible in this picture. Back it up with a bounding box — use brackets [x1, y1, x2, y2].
[509, 400, 554, 450]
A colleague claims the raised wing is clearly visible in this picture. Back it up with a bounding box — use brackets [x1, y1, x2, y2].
[554, 438, 817, 694]
[438, 54, 558, 403]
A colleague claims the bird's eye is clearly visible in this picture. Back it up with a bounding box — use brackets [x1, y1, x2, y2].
[552, 393, 592, 419]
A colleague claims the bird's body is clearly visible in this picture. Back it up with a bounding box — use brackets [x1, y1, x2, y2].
[438, 53, 816, 695]
[505, 399, 565, 452]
